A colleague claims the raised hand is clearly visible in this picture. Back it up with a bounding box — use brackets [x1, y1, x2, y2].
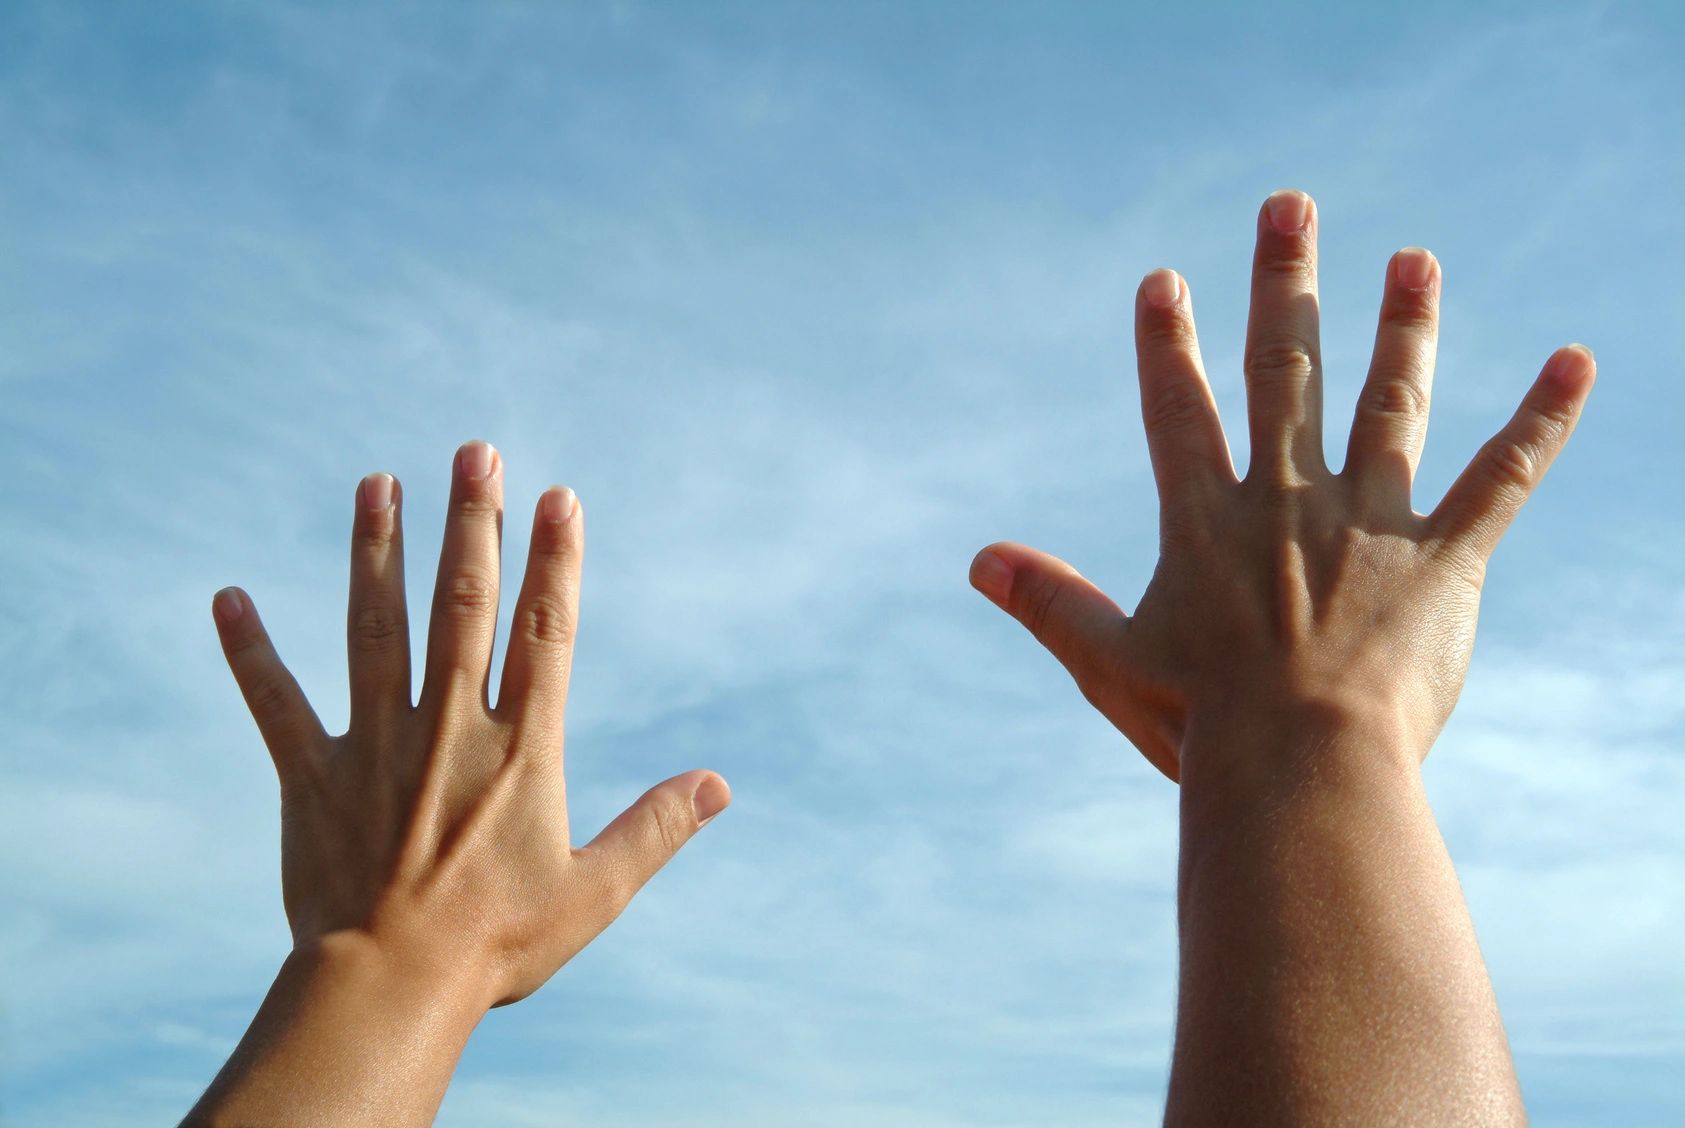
[968, 190, 1590, 1123]
[969, 189, 1594, 785]
[188, 442, 729, 1125]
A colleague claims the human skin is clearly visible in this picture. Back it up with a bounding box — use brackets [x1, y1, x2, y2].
[183, 443, 731, 1126]
[971, 189, 1593, 1124]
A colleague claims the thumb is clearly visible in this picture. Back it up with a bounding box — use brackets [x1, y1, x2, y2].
[970, 541, 1131, 702]
[579, 769, 730, 915]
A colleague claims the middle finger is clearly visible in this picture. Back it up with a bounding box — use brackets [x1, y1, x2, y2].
[347, 471, 412, 728]
[1243, 189, 1326, 483]
[420, 440, 504, 717]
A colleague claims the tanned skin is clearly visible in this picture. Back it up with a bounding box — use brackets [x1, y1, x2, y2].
[971, 189, 1592, 1125]
[185, 445, 730, 1126]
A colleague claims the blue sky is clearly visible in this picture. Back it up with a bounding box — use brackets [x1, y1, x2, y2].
[2, 1, 1681, 1124]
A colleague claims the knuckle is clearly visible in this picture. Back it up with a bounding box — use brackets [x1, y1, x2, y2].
[442, 570, 498, 617]
[453, 493, 502, 522]
[1142, 378, 1210, 435]
[1013, 572, 1068, 643]
[1256, 476, 1314, 515]
[531, 524, 571, 559]
[650, 802, 689, 860]
[1256, 246, 1314, 281]
[516, 593, 574, 647]
[354, 511, 396, 552]
[1530, 393, 1579, 432]
[246, 673, 294, 720]
[1381, 293, 1437, 335]
[1138, 313, 1198, 353]
[1358, 374, 1429, 420]
[349, 603, 405, 653]
[225, 629, 266, 660]
[1247, 341, 1316, 387]
[1480, 441, 1538, 492]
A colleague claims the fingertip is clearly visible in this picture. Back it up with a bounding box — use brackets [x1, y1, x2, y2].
[359, 472, 395, 512]
[212, 587, 246, 626]
[1392, 246, 1437, 292]
[969, 546, 1015, 606]
[538, 485, 578, 525]
[691, 771, 731, 825]
[1545, 344, 1596, 395]
[1264, 188, 1314, 235]
[456, 440, 499, 483]
[1141, 268, 1183, 310]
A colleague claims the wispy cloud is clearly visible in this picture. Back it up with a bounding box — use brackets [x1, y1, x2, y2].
[1, 3, 1680, 1126]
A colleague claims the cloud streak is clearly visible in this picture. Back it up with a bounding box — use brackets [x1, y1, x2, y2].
[1, 3, 1680, 1125]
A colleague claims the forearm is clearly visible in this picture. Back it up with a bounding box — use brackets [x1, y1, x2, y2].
[183, 932, 488, 1127]
[1164, 707, 1523, 1126]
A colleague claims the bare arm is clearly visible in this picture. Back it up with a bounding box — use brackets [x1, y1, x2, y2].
[185, 932, 488, 1124]
[184, 444, 731, 1126]
[971, 189, 1594, 1123]
[1171, 709, 1520, 1123]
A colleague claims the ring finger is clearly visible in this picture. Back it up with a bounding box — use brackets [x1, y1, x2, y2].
[1344, 247, 1440, 495]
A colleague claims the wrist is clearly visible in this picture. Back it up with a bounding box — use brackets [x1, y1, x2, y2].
[187, 930, 492, 1126]
[1178, 691, 1425, 804]
[296, 928, 495, 1030]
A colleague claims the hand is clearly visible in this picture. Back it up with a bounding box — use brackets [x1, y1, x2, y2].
[212, 441, 731, 1008]
[970, 188, 1594, 783]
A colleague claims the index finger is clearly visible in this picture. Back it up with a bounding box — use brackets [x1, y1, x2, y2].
[1134, 268, 1236, 505]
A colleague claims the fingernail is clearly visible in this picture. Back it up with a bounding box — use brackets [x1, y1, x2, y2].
[970, 550, 1014, 606]
[1395, 247, 1434, 291]
[458, 441, 496, 481]
[214, 588, 245, 623]
[1266, 189, 1311, 235]
[1142, 268, 1182, 310]
[539, 486, 577, 524]
[361, 472, 394, 512]
[692, 775, 731, 825]
[1546, 344, 1595, 388]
